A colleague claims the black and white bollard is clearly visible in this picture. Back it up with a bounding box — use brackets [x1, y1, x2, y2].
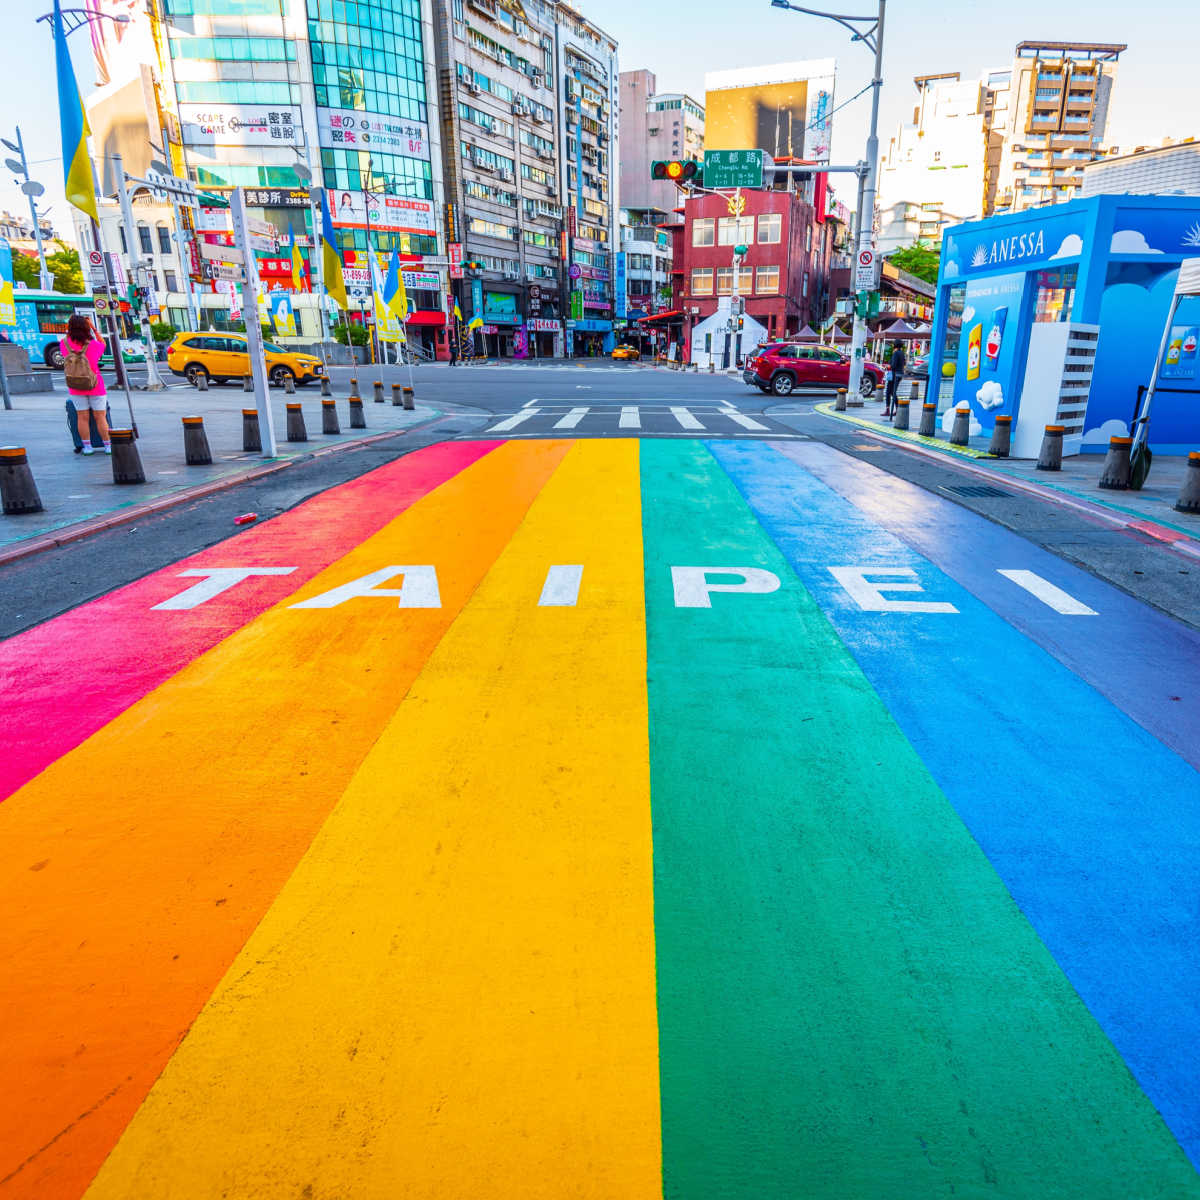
[373, 380, 385, 404]
[182, 415, 213, 465]
[392, 383, 403, 407]
[282, 373, 296, 395]
[0, 446, 43, 514]
[835, 387, 847, 412]
[893, 399, 910, 430]
[109, 428, 146, 484]
[349, 396, 366, 429]
[988, 414, 1012, 457]
[919, 402, 937, 438]
[950, 405, 972, 446]
[402, 385, 415, 411]
[243, 374, 253, 393]
[286, 402, 308, 443]
[320, 375, 332, 397]
[242, 408, 261, 453]
[322, 398, 340, 435]
[1098, 436, 1133, 490]
[1036, 424, 1064, 471]
[1175, 451, 1200, 513]
[194, 371, 208, 392]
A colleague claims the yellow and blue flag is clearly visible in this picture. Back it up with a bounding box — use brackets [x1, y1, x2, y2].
[318, 190, 348, 312]
[466, 314, 484, 333]
[288, 223, 308, 293]
[453, 298, 463, 322]
[54, 0, 97, 222]
[383, 249, 408, 336]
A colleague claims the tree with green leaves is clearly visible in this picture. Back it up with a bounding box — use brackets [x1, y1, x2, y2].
[887, 240, 940, 285]
[10, 239, 84, 293]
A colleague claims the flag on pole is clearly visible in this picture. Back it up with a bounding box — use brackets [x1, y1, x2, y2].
[453, 298, 463, 322]
[53, 0, 97, 222]
[371, 251, 401, 343]
[383, 249, 408, 340]
[318, 190, 347, 311]
[288, 223, 308, 292]
[466, 314, 484, 333]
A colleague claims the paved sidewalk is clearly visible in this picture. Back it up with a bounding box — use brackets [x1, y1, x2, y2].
[817, 398, 1200, 542]
[0, 381, 437, 554]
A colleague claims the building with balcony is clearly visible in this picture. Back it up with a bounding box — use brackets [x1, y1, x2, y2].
[618, 70, 705, 213]
[993, 41, 1125, 214]
[618, 207, 672, 348]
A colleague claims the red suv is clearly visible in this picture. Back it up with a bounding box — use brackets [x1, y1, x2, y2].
[744, 343, 885, 397]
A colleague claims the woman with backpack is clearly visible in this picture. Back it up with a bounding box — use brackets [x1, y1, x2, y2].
[61, 314, 110, 456]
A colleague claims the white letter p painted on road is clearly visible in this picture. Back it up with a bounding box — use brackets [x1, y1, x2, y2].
[672, 566, 781, 609]
[290, 566, 442, 610]
[829, 567, 958, 614]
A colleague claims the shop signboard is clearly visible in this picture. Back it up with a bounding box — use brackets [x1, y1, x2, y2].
[448, 242, 463, 280]
[0, 240, 14, 327]
[528, 318, 560, 332]
[317, 108, 430, 160]
[570, 290, 584, 319]
[180, 105, 302, 148]
[471, 278, 483, 319]
[243, 188, 311, 209]
[326, 190, 435, 235]
[941, 208, 1088, 279]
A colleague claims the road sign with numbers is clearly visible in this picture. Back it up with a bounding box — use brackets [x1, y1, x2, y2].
[703, 149, 766, 190]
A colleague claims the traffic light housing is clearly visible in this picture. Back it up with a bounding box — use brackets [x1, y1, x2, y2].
[651, 160, 699, 183]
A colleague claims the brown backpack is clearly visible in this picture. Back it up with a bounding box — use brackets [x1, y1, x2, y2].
[64, 342, 98, 392]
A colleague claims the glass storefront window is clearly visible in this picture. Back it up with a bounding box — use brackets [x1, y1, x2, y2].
[941, 283, 965, 364]
[1033, 266, 1077, 323]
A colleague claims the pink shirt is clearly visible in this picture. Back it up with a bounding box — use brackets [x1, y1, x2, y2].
[60, 337, 107, 397]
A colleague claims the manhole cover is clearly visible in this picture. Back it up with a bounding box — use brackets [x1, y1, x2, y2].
[939, 484, 1013, 499]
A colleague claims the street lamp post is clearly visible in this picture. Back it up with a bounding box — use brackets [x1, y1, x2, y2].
[2, 127, 53, 290]
[770, 0, 886, 398]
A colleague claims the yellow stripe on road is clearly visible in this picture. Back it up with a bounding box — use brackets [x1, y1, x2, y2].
[85, 440, 662, 1200]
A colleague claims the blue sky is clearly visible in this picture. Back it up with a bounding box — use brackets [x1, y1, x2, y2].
[0, 0, 1194, 242]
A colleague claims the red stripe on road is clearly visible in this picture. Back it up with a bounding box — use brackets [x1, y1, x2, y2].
[0, 440, 499, 802]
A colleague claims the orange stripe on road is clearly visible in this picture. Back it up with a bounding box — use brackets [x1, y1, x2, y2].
[0, 440, 570, 1200]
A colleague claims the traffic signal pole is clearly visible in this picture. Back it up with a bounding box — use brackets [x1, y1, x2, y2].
[112, 153, 166, 391]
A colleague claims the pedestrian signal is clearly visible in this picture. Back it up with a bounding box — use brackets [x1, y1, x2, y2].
[651, 160, 699, 183]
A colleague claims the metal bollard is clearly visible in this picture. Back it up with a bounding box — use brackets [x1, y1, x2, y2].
[182, 415, 213, 465]
[282, 373, 295, 395]
[988, 414, 1012, 457]
[1036, 424, 1064, 471]
[918, 402, 937, 438]
[950, 405, 972, 446]
[194, 371, 208, 392]
[349, 377, 360, 399]
[322, 398, 340, 435]
[1175, 451, 1200, 513]
[893, 399, 910, 430]
[242, 408, 261, 453]
[402, 385, 415, 411]
[1098, 435, 1133, 490]
[349, 396, 366, 429]
[285, 402, 308, 443]
[909, 380, 922, 405]
[0, 446, 43, 514]
[242, 374, 253, 393]
[109, 428, 146, 484]
[835, 387, 847, 412]
[373, 380, 385, 403]
[392, 383, 403, 407]
[320, 375, 332, 397]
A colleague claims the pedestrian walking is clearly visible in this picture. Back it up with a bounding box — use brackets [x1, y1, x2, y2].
[61, 315, 110, 455]
[884, 341, 906, 417]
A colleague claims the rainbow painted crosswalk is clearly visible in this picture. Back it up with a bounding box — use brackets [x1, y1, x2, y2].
[2, 438, 1199, 1199]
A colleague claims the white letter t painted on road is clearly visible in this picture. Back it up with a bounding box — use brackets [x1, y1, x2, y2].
[152, 567, 298, 611]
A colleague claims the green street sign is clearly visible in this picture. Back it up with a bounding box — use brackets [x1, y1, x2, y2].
[703, 149, 766, 190]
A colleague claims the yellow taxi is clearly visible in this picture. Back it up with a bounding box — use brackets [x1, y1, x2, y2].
[611, 344, 640, 361]
[166, 332, 325, 387]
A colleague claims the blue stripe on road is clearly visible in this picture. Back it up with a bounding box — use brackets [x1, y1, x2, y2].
[708, 438, 1200, 1168]
[780, 440, 1200, 772]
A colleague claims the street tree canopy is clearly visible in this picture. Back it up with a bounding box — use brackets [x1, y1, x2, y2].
[887, 241, 940, 286]
[12, 240, 85, 294]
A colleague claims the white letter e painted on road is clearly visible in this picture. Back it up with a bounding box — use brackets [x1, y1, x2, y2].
[829, 566, 958, 614]
[672, 566, 781, 609]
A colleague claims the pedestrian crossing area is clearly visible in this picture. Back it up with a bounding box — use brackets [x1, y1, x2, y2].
[481, 403, 804, 439]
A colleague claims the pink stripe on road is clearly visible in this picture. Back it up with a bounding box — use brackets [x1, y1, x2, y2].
[0, 440, 499, 802]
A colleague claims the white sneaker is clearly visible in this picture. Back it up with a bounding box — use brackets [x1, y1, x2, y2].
[81, 444, 94, 455]
[102, 443, 112, 454]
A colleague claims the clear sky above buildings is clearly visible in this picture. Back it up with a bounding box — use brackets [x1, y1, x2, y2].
[0, 0, 1195, 240]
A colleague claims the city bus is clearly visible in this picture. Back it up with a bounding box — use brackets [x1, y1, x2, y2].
[8, 289, 145, 368]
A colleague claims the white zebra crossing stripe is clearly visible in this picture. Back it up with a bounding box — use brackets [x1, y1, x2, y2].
[670, 407, 705, 431]
[553, 407, 590, 429]
[724, 411, 769, 431]
[620, 406, 641, 429]
[487, 409, 541, 432]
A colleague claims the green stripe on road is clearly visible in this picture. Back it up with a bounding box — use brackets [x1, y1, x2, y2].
[640, 439, 1197, 1199]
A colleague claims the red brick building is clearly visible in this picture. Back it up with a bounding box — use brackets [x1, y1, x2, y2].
[662, 185, 847, 358]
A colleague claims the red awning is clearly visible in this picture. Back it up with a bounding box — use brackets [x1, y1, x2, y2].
[406, 310, 445, 326]
[637, 309, 684, 322]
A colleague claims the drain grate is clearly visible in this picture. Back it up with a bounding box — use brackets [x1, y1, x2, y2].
[939, 483, 1013, 499]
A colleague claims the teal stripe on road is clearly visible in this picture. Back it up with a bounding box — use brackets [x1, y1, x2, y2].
[641, 438, 1200, 1199]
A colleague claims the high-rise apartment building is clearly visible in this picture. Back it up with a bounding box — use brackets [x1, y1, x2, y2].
[618, 70, 705, 213]
[991, 41, 1125, 214]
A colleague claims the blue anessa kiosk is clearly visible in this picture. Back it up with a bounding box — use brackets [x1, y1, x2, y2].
[930, 194, 1200, 456]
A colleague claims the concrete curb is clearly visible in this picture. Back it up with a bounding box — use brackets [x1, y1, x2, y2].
[0, 415, 449, 568]
[814, 401, 997, 460]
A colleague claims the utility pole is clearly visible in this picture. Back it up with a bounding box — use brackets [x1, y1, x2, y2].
[2, 127, 52, 290]
[112, 153, 165, 389]
[230, 186, 276, 457]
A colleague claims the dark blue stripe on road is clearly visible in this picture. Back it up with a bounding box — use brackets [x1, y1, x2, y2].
[709, 438, 1200, 1168]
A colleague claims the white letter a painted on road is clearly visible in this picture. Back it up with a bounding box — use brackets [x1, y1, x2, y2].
[291, 566, 442, 610]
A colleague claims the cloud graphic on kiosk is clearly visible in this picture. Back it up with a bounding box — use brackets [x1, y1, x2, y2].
[1110, 229, 1162, 254]
[941, 405, 983, 436]
[943, 260, 960, 278]
[1081, 418, 1131, 446]
[976, 381, 1004, 410]
[961, 305, 976, 323]
[1049, 234, 1084, 260]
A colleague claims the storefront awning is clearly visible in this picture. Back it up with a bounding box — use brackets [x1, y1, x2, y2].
[637, 309, 684, 323]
